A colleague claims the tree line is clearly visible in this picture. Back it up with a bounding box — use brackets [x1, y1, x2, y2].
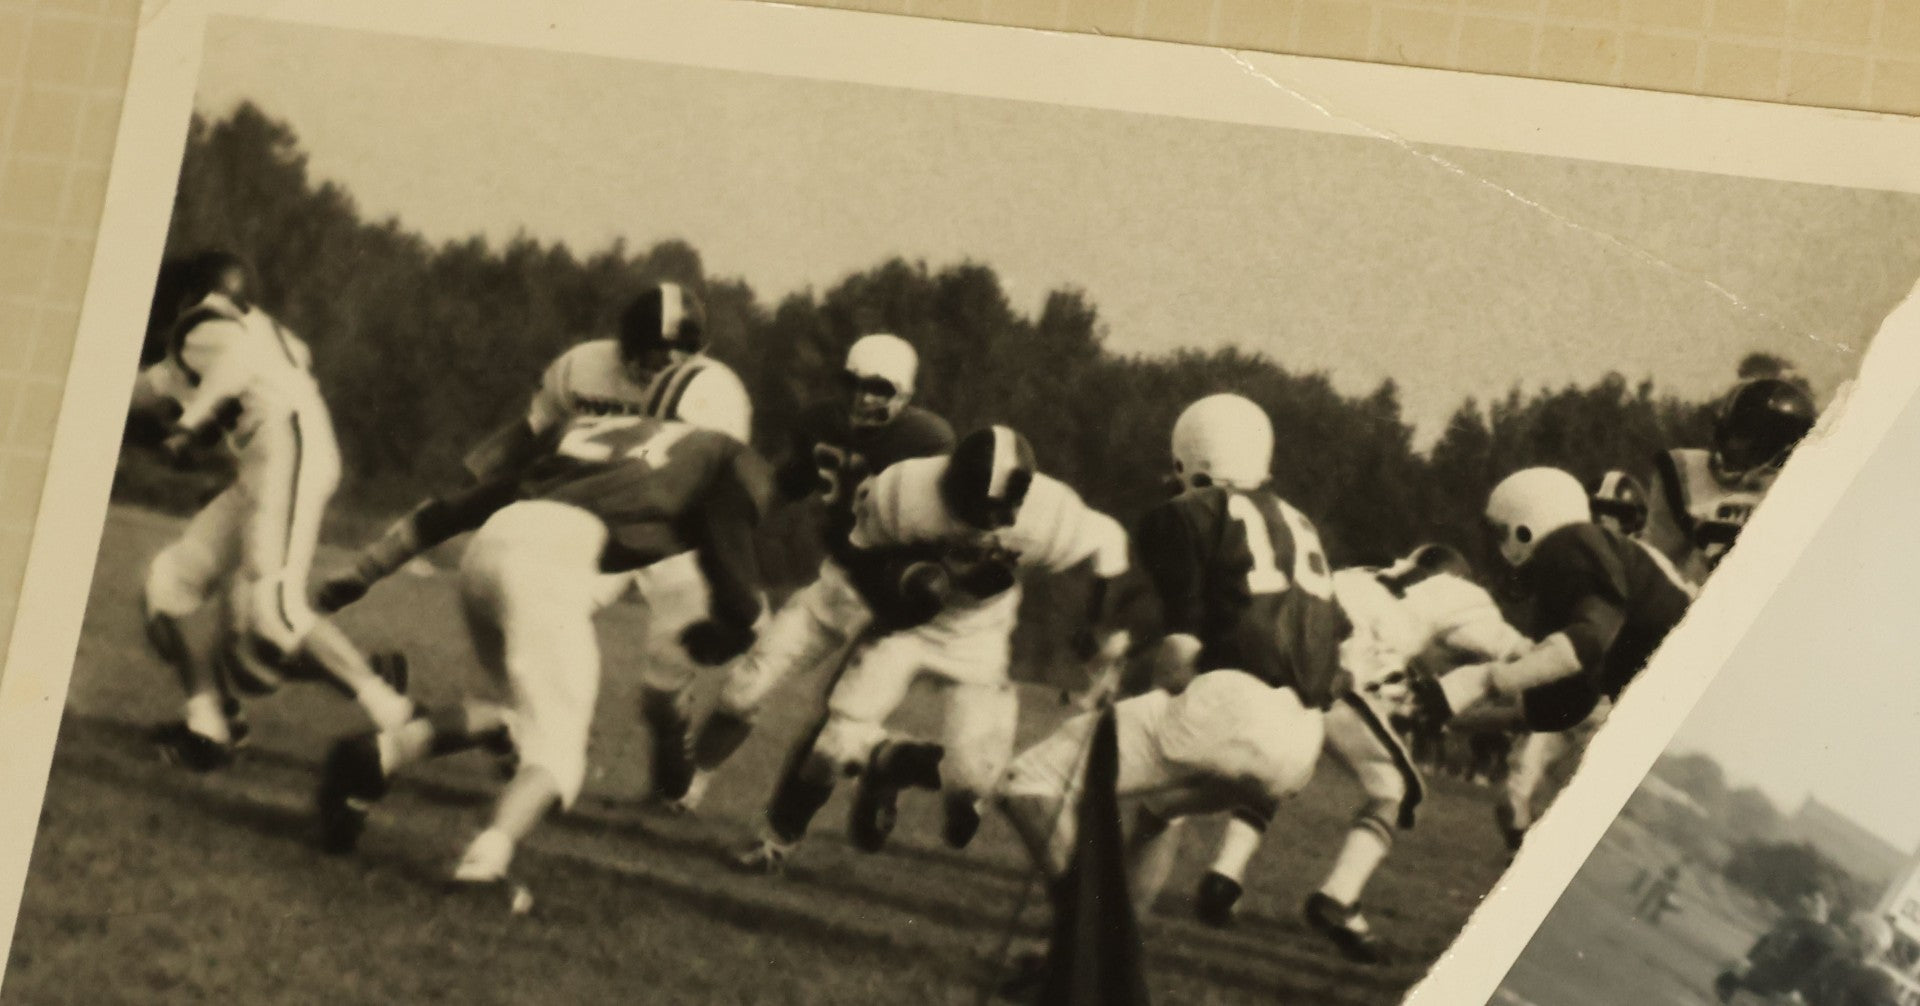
[124, 102, 1769, 684]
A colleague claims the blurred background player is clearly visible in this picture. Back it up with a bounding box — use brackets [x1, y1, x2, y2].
[1497, 469, 1652, 849]
[1195, 543, 1529, 963]
[317, 281, 753, 801]
[993, 393, 1347, 993]
[735, 424, 1130, 872]
[1644, 377, 1817, 585]
[128, 250, 414, 770]
[677, 334, 954, 812]
[1410, 468, 1693, 827]
[315, 414, 772, 895]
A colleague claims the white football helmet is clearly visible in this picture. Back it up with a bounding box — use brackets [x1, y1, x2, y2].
[1849, 911, 1896, 959]
[1170, 393, 1273, 491]
[844, 334, 918, 427]
[1485, 467, 1588, 566]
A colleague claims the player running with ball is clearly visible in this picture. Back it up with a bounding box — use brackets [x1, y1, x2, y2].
[314, 413, 772, 897]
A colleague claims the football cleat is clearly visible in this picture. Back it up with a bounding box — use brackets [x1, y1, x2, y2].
[151, 721, 235, 773]
[848, 771, 900, 854]
[942, 792, 982, 850]
[220, 697, 253, 751]
[316, 733, 389, 855]
[731, 834, 797, 876]
[849, 741, 944, 854]
[1195, 870, 1244, 928]
[1304, 892, 1384, 964]
[661, 771, 711, 816]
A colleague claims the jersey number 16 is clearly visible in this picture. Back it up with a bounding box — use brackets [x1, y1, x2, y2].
[1227, 493, 1334, 600]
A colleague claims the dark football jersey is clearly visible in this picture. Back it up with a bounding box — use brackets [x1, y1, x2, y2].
[776, 401, 955, 556]
[434, 415, 774, 629]
[1515, 522, 1693, 730]
[1133, 485, 1351, 710]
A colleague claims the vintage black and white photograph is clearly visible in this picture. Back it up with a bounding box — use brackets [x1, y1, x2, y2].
[3, 1, 1920, 1003]
[1485, 381, 1920, 1006]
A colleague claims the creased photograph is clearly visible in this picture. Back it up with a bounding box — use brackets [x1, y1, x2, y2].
[2, 2, 1919, 1003]
[1478, 377, 1920, 1006]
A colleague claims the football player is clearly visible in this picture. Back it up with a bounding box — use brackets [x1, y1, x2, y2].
[1194, 544, 1530, 963]
[1644, 377, 1816, 585]
[129, 250, 415, 770]
[676, 333, 954, 813]
[1496, 469, 1653, 849]
[992, 393, 1348, 989]
[317, 281, 753, 800]
[1409, 467, 1693, 775]
[314, 414, 772, 894]
[734, 424, 1130, 873]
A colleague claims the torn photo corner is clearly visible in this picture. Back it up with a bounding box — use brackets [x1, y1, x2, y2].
[2, 0, 1919, 1003]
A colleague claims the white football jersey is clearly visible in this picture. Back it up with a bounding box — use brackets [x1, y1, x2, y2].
[848, 457, 1130, 579]
[1645, 446, 1772, 582]
[134, 293, 325, 447]
[525, 339, 752, 444]
[1333, 566, 1526, 691]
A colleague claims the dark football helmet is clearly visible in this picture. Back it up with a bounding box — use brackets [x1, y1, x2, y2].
[1588, 469, 1649, 537]
[1711, 378, 1815, 480]
[618, 281, 706, 375]
[940, 425, 1036, 531]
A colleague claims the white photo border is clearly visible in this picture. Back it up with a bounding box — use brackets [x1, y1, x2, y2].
[4, 2, 1919, 1000]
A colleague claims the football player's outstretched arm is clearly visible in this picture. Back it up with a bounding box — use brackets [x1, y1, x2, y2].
[313, 477, 519, 613]
[464, 350, 576, 483]
[1434, 594, 1624, 719]
[679, 453, 773, 666]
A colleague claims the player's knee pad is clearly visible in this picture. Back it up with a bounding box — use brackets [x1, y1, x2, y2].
[145, 542, 222, 620]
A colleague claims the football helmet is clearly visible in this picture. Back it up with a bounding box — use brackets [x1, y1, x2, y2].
[843, 333, 917, 428]
[1485, 467, 1588, 566]
[940, 425, 1036, 530]
[1589, 470, 1649, 537]
[179, 249, 254, 314]
[1403, 542, 1471, 579]
[1711, 378, 1815, 480]
[1170, 393, 1273, 491]
[619, 281, 706, 376]
[1847, 911, 1896, 959]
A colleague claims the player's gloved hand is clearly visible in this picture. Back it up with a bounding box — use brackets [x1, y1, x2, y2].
[313, 569, 372, 614]
[681, 619, 757, 666]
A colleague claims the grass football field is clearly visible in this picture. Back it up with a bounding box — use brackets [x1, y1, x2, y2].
[1495, 817, 1778, 1006]
[4, 506, 1514, 1005]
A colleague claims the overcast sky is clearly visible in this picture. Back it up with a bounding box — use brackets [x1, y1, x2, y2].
[193, 16, 1920, 447]
[1666, 391, 1920, 852]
